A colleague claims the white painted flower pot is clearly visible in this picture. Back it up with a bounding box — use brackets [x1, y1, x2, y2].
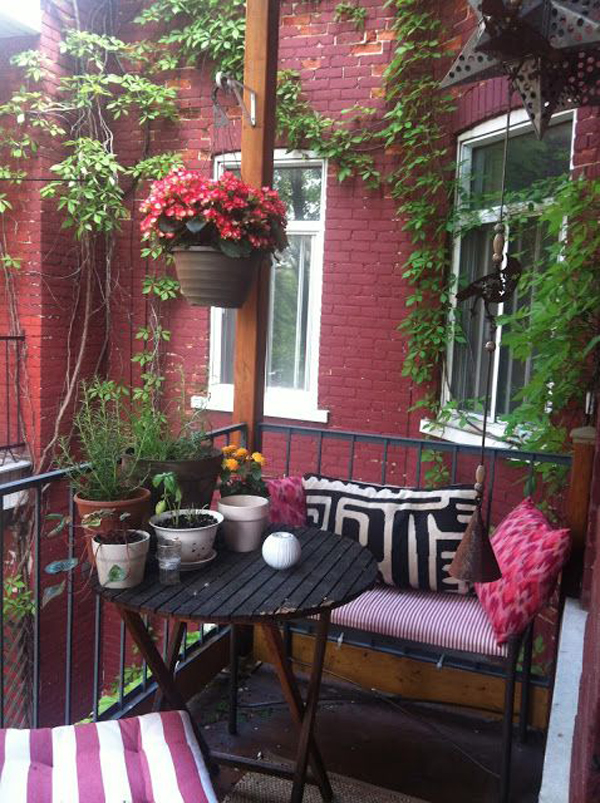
[262, 531, 302, 570]
[149, 510, 223, 564]
[93, 530, 150, 589]
[217, 495, 270, 552]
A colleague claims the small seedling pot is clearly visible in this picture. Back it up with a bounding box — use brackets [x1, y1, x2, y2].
[93, 530, 150, 589]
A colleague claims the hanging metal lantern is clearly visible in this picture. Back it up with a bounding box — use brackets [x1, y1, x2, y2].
[442, 0, 600, 138]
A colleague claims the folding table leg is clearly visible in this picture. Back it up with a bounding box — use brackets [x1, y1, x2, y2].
[153, 621, 186, 712]
[118, 608, 218, 776]
[261, 616, 333, 803]
[228, 624, 239, 735]
[290, 612, 332, 803]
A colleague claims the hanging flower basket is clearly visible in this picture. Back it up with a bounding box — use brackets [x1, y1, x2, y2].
[172, 246, 261, 308]
[140, 169, 288, 308]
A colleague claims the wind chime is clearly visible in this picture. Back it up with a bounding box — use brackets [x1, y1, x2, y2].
[442, 0, 600, 582]
[447, 102, 516, 585]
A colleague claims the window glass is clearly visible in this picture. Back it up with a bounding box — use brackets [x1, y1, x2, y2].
[273, 166, 322, 221]
[268, 234, 312, 389]
[211, 159, 324, 410]
[450, 118, 572, 422]
[469, 121, 572, 207]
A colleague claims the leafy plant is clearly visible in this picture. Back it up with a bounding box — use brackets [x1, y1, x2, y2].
[153, 471, 216, 527]
[276, 70, 381, 187]
[57, 378, 142, 501]
[4, 575, 35, 620]
[334, 2, 367, 30]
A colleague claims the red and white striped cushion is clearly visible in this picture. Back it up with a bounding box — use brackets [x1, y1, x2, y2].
[331, 585, 508, 658]
[0, 710, 217, 803]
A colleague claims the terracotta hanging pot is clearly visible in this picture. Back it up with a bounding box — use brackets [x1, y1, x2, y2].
[172, 246, 261, 308]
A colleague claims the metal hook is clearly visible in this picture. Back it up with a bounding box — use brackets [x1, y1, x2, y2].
[214, 72, 257, 127]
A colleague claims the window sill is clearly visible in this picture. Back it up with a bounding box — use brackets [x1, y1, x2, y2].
[192, 394, 330, 425]
[419, 415, 513, 450]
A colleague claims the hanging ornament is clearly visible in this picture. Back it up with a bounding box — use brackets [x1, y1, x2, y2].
[441, 0, 600, 138]
[449, 465, 502, 582]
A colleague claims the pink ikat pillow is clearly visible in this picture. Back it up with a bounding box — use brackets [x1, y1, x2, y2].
[475, 498, 570, 644]
[266, 476, 308, 527]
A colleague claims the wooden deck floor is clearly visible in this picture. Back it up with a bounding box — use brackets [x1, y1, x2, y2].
[189, 662, 544, 803]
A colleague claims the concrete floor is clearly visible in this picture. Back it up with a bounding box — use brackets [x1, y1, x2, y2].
[189, 662, 545, 803]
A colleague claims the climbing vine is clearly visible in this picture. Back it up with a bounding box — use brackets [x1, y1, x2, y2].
[380, 1, 455, 388]
[2, 0, 598, 465]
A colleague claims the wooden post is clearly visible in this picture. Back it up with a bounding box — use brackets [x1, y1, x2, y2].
[232, 0, 280, 450]
[564, 424, 596, 598]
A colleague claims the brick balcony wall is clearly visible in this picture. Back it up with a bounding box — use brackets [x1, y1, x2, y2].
[0, 0, 599, 766]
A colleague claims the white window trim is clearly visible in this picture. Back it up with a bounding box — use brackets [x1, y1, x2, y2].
[423, 109, 576, 446]
[203, 150, 329, 424]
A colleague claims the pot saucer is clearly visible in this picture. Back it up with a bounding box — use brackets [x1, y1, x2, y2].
[180, 549, 218, 571]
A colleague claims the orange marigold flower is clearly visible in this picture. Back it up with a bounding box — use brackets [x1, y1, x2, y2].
[223, 458, 239, 472]
[234, 448, 249, 459]
[222, 444, 237, 455]
[251, 452, 265, 465]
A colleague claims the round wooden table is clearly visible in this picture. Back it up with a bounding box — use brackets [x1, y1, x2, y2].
[97, 525, 378, 803]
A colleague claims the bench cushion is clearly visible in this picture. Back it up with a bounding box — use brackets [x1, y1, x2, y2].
[303, 475, 477, 594]
[0, 711, 217, 803]
[330, 585, 508, 658]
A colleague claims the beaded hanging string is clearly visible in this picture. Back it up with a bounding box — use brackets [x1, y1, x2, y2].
[449, 81, 518, 584]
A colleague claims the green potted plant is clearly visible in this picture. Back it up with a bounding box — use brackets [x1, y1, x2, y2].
[140, 168, 288, 307]
[217, 446, 270, 552]
[129, 393, 222, 511]
[58, 378, 151, 545]
[149, 471, 223, 567]
[84, 510, 150, 590]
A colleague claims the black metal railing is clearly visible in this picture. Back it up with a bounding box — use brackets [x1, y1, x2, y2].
[0, 336, 25, 455]
[259, 422, 572, 525]
[0, 422, 247, 729]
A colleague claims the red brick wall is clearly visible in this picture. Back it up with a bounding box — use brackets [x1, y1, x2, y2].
[1, 0, 599, 738]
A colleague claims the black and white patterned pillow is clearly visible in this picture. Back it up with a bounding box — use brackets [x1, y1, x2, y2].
[303, 475, 477, 594]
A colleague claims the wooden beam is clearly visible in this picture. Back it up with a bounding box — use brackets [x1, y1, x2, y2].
[233, 0, 280, 450]
[254, 628, 550, 730]
[565, 425, 596, 598]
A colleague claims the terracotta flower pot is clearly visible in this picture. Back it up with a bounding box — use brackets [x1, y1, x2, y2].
[172, 246, 262, 308]
[74, 487, 151, 561]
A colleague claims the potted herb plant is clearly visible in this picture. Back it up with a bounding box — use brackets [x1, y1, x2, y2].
[140, 168, 288, 307]
[217, 447, 270, 552]
[59, 378, 151, 546]
[149, 471, 223, 567]
[85, 510, 150, 590]
[129, 394, 222, 511]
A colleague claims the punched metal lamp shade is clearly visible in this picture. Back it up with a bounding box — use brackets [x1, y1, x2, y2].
[441, 0, 600, 138]
[449, 506, 502, 583]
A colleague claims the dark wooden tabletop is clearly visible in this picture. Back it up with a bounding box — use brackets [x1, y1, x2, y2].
[97, 525, 378, 624]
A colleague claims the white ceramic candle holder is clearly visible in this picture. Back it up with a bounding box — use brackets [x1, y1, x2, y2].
[262, 531, 302, 570]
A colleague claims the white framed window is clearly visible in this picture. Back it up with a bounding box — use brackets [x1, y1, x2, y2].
[422, 109, 575, 446]
[203, 150, 328, 423]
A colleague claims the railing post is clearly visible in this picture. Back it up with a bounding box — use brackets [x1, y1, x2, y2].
[565, 425, 596, 600]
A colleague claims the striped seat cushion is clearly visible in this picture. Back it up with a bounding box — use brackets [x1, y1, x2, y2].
[0, 710, 217, 803]
[330, 585, 508, 658]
